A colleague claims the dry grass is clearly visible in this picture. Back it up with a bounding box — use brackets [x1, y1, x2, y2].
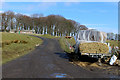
[71, 61, 111, 71]
[106, 40, 120, 47]
[2, 40, 28, 47]
[79, 42, 109, 54]
[74, 62, 91, 67]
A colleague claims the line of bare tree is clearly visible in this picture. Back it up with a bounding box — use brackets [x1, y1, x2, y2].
[0, 10, 88, 36]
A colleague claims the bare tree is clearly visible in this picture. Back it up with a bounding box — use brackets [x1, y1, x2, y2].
[1, 10, 86, 36]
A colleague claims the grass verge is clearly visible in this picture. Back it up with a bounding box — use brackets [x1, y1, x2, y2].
[59, 37, 76, 53]
[2, 32, 43, 64]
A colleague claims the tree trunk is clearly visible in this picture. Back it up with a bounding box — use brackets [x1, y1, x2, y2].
[45, 26, 47, 34]
[42, 26, 44, 35]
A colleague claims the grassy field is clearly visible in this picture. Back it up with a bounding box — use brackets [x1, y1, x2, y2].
[59, 37, 76, 53]
[2, 32, 43, 64]
[106, 40, 120, 47]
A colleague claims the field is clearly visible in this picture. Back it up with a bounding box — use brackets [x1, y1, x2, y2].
[2, 32, 43, 64]
[106, 40, 120, 47]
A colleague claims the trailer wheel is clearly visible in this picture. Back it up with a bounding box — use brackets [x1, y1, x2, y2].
[103, 56, 111, 63]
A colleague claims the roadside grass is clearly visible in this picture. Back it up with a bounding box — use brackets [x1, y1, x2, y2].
[59, 37, 76, 53]
[2, 32, 43, 64]
[106, 40, 120, 47]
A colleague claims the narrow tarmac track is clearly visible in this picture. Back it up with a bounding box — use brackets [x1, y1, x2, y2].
[2, 36, 110, 78]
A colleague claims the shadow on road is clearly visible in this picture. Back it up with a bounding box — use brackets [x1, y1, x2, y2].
[55, 52, 98, 63]
[78, 55, 98, 63]
[55, 52, 69, 59]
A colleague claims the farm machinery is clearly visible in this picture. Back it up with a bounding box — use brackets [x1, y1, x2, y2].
[73, 29, 113, 64]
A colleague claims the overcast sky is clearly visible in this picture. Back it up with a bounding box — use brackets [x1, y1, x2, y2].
[1, 2, 118, 34]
